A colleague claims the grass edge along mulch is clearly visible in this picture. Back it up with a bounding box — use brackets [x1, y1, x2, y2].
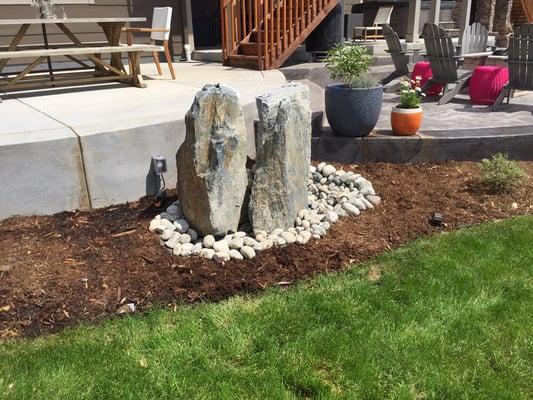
[1, 215, 532, 400]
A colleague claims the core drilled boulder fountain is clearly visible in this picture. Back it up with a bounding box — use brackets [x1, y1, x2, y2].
[176, 84, 248, 237]
[250, 83, 312, 232]
[150, 82, 380, 262]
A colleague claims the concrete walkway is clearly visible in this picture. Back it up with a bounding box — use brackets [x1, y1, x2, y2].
[0, 62, 285, 219]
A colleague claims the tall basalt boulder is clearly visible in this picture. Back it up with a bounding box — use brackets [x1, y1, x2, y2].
[249, 83, 312, 232]
[176, 84, 248, 236]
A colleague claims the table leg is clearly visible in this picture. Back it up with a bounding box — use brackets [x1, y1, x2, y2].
[41, 23, 55, 82]
[99, 22, 127, 73]
[0, 24, 30, 74]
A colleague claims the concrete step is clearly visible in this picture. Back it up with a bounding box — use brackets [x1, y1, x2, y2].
[192, 49, 222, 63]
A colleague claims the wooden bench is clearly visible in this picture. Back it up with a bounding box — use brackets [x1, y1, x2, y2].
[0, 44, 161, 91]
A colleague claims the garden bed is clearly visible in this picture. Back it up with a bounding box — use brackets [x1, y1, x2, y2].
[1, 161, 532, 339]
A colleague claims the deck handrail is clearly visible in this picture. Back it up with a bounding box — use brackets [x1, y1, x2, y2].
[221, 0, 339, 70]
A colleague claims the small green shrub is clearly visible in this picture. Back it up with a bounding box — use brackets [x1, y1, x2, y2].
[480, 153, 526, 192]
[325, 44, 375, 88]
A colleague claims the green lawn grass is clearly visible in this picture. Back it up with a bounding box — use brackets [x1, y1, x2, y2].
[1, 216, 532, 400]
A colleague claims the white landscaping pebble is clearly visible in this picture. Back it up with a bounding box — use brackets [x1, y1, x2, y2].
[161, 228, 174, 241]
[322, 164, 336, 177]
[191, 242, 203, 256]
[359, 186, 376, 196]
[172, 243, 183, 256]
[233, 231, 247, 238]
[180, 243, 194, 256]
[281, 231, 296, 244]
[229, 237, 244, 249]
[241, 246, 256, 259]
[179, 233, 192, 244]
[311, 224, 326, 236]
[214, 251, 231, 264]
[165, 233, 181, 249]
[342, 202, 360, 216]
[203, 235, 215, 248]
[351, 198, 366, 211]
[160, 219, 174, 231]
[213, 240, 230, 253]
[362, 198, 374, 209]
[366, 195, 381, 206]
[272, 228, 284, 236]
[262, 239, 274, 249]
[317, 162, 326, 172]
[149, 219, 161, 233]
[200, 248, 215, 260]
[229, 249, 244, 260]
[275, 237, 287, 246]
[243, 237, 258, 247]
[301, 231, 312, 243]
[255, 233, 266, 242]
[325, 211, 338, 224]
[252, 242, 264, 251]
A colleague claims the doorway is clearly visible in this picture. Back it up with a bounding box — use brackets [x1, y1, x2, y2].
[191, 0, 221, 49]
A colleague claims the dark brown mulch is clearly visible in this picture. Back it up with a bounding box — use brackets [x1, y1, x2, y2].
[1, 162, 532, 339]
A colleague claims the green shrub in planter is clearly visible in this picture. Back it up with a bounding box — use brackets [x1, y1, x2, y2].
[324, 45, 382, 137]
[480, 153, 526, 192]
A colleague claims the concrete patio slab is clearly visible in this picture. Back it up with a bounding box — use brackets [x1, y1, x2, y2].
[312, 91, 533, 163]
[0, 62, 286, 219]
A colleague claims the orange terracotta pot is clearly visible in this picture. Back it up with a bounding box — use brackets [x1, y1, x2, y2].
[391, 106, 423, 136]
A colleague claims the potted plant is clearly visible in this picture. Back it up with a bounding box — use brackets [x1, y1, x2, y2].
[325, 44, 383, 137]
[390, 77, 425, 136]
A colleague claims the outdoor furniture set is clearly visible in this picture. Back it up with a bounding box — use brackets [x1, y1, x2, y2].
[382, 21, 533, 109]
[0, 7, 175, 92]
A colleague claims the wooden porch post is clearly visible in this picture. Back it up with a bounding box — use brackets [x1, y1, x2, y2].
[458, 0, 472, 43]
[429, 0, 441, 24]
[406, 0, 421, 43]
[182, 0, 195, 52]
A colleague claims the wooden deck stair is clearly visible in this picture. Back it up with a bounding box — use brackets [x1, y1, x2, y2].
[221, 0, 340, 70]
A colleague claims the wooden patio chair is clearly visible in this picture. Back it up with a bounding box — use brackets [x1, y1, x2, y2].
[122, 7, 176, 80]
[381, 23, 422, 92]
[459, 22, 489, 56]
[493, 24, 533, 110]
[421, 23, 474, 105]
[352, 6, 394, 41]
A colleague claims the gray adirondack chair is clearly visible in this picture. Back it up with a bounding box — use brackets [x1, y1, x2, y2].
[459, 23, 489, 56]
[422, 23, 473, 104]
[381, 23, 421, 92]
[493, 24, 533, 110]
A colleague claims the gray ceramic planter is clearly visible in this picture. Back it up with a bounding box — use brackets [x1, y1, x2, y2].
[325, 84, 383, 137]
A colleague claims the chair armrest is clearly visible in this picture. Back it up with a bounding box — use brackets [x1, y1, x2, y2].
[461, 51, 494, 58]
[352, 26, 381, 30]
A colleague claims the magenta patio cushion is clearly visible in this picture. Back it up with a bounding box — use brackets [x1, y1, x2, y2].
[411, 61, 443, 97]
[469, 66, 509, 105]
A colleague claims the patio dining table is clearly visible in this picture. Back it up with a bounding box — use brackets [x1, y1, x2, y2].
[0, 17, 160, 90]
